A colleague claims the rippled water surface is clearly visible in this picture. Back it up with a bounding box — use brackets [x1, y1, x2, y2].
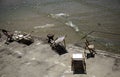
[0, 0, 120, 53]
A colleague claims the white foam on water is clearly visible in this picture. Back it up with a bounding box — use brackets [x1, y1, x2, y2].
[49, 13, 69, 18]
[65, 21, 79, 32]
[105, 42, 113, 47]
[34, 24, 55, 29]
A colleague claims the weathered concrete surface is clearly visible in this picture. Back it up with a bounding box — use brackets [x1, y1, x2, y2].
[0, 36, 120, 77]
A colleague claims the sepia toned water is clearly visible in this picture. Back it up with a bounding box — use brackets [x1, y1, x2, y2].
[0, 0, 120, 53]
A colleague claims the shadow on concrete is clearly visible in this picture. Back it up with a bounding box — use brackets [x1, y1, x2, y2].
[17, 39, 34, 46]
[73, 69, 87, 74]
[52, 44, 68, 55]
[87, 53, 95, 59]
[5, 39, 33, 46]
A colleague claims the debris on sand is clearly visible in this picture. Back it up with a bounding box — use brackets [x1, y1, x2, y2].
[47, 34, 67, 55]
[0, 29, 34, 45]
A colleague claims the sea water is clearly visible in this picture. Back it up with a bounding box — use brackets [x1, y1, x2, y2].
[0, 0, 120, 53]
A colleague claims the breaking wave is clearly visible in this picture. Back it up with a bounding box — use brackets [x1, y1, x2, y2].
[65, 21, 79, 32]
[49, 13, 69, 18]
[34, 24, 55, 29]
[48, 13, 79, 32]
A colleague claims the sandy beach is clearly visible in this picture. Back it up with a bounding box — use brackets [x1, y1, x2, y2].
[0, 32, 120, 77]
